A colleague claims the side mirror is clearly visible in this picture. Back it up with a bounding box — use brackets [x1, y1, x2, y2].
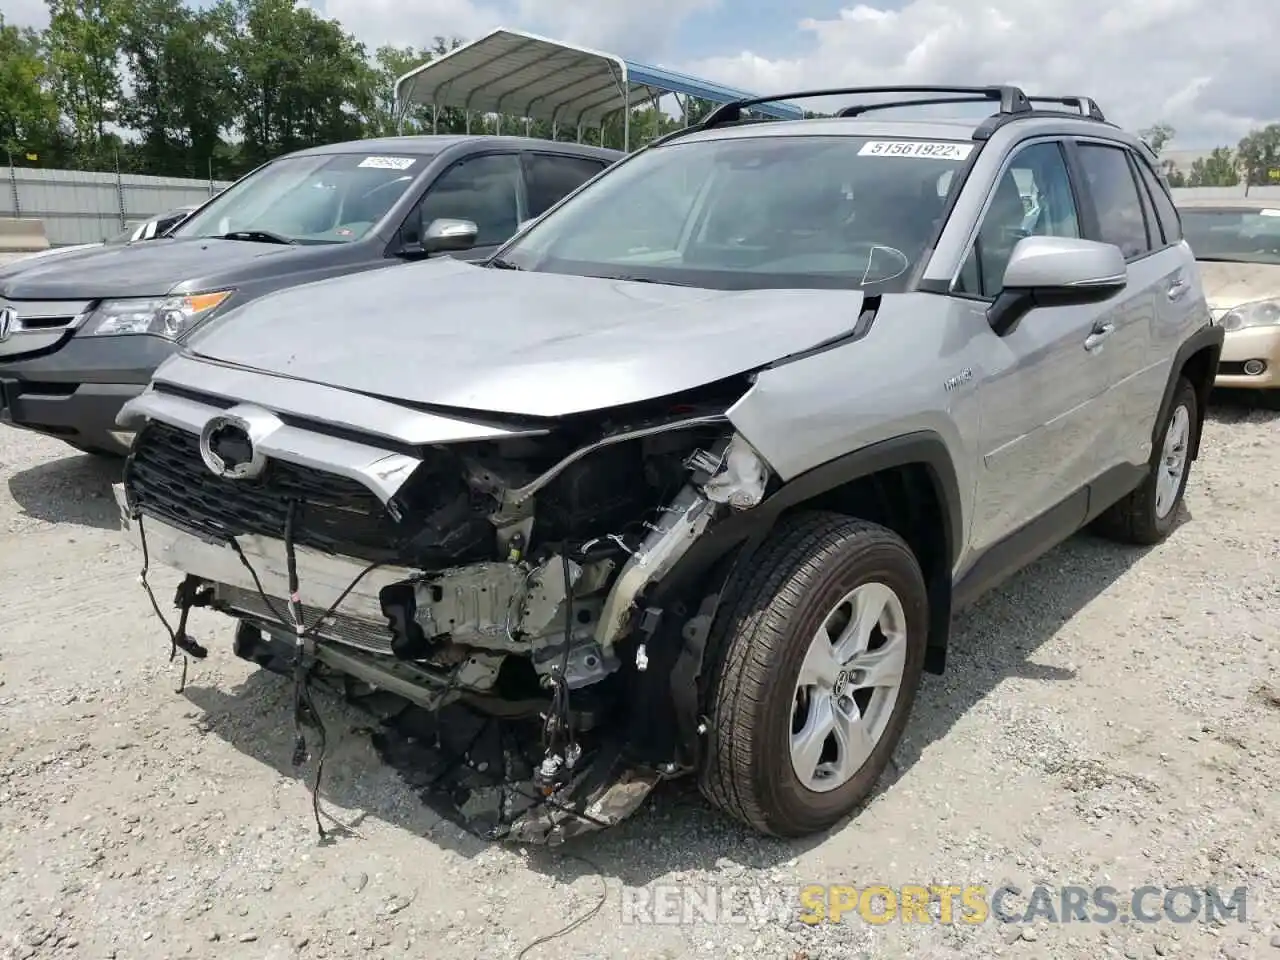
[989, 236, 1128, 336]
[420, 217, 478, 255]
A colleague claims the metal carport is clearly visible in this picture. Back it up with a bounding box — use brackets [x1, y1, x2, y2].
[392, 27, 804, 151]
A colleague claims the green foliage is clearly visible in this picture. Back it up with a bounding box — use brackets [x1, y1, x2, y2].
[1139, 122, 1175, 155]
[9, 4, 1265, 188]
[1187, 146, 1240, 188]
[0, 0, 697, 177]
[0, 15, 63, 160]
[1236, 123, 1280, 186]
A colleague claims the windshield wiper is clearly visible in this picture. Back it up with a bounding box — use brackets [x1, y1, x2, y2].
[486, 257, 523, 270]
[215, 230, 296, 245]
[608, 274, 695, 287]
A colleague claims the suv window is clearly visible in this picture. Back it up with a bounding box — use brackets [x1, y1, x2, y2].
[956, 141, 1081, 298]
[497, 135, 974, 291]
[524, 154, 608, 218]
[1134, 159, 1182, 244]
[1179, 208, 1280, 264]
[1077, 143, 1152, 259]
[415, 153, 521, 246]
[173, 152, 428, 244]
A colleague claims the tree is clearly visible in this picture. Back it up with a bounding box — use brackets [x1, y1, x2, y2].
[1139, 122, 1175, 155]
[1138, 122, 1186, 181]
[1187, 146, 1240, 188]
[359, 44, 425, 138]
[1236, 124, 1280, 186]
[223, 0, 372, 168]
[0, 16, 63, 161]
[118, 0, 236, 177]
[43, 0, 125, 166]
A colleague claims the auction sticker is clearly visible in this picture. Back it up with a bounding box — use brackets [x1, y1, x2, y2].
[1259, 208, 1280, 217]
[858, 140, 975, 160]
[358, 156, 417, 170]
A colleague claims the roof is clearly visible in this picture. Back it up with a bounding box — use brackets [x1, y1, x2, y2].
[392, 28, 805, 129]
[283, 134, 624, 160]
[670, 117, 983, 145]
[664, 114, 1136, 149]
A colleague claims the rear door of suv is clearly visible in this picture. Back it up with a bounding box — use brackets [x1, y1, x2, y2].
[1065, 138, 1194, 479]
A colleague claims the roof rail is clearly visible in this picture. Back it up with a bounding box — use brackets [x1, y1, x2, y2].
[836, 95, 995, 118]
[834, 93, 1108, 124]
[700, 85, 1033, 129]
[1027, 95, 1106, 121]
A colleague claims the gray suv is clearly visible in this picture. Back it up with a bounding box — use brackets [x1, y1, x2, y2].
[112, 85, 1223, 843]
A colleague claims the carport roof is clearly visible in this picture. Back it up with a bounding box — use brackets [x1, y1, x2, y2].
[392, 28, 805, 131]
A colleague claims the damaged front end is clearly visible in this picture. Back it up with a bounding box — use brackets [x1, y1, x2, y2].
[114, 377, 772, 843]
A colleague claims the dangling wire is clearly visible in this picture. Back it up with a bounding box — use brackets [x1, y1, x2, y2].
[135, 514, 190, 693]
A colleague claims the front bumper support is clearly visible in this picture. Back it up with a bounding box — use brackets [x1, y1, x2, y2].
[112, 483, 414, 627]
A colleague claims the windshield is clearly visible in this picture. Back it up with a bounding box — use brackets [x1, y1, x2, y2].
[496, 135, 970, 290]
[1181, 208, 1280, 265]
[172, 152, 430, 244]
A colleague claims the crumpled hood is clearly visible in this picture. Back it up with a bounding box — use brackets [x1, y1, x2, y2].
[1197, 260, 1280, 311]
[185, 257, 866, 418]
[0, 236, 311, 299]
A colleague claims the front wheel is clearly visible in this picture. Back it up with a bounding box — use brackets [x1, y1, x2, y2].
[698, 512, 929, 837]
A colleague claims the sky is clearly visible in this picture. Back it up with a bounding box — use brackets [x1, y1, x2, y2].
[6, 0, 1278, 149]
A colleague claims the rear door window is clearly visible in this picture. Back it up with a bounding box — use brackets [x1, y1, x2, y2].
[523, 153, 610, 218]
[1134, 158, 1182, 244]
[1076, 143, 1153, 259]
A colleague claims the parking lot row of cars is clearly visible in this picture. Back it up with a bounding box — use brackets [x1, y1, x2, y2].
[0, 84, 1274, 843]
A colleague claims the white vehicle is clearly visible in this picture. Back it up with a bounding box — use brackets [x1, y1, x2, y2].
[10, 205, 200, 266]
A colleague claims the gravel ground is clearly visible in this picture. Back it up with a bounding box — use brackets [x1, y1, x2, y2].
[1, 395, 1278, 960]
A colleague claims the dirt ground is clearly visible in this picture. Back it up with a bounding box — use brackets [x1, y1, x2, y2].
[1, 394, 1278, 960]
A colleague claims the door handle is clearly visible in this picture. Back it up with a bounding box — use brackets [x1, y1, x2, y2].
[1084, 322, 1114, 352]
[1167, 277, 1189, 301]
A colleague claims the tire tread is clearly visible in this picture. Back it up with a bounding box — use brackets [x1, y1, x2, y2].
[698, 511, 919, 834]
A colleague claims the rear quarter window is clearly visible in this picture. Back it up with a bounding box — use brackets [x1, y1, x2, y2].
[1134, 158, 1182, 245]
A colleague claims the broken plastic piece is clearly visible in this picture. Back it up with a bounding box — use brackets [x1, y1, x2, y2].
[702, 434, 769, 510]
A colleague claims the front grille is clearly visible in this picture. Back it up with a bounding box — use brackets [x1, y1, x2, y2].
[0, 298, 93, 331]
[125, 420, 402, 563]
[216, 584, 394, 656]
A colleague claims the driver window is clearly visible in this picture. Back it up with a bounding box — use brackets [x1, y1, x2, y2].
[413, 153, 521, 247]
[955, 141, 1081, 299]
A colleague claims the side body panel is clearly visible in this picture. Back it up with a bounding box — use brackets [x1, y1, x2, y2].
[726, 292, 984, 573]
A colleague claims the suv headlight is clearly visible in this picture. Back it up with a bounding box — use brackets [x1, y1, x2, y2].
[1219, 298, 1280, 332]
[83, 291, 232, 338]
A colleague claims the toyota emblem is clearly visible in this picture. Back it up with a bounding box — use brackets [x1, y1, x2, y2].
[0, 307, 15, 342]
[199, 414, 266, 480]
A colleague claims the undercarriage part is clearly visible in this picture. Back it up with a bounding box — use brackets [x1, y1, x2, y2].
[241, 619, 503, 708]
[372, 702, 660, 844]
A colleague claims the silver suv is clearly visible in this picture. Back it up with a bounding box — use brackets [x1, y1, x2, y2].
[112, 86, 1223, 843]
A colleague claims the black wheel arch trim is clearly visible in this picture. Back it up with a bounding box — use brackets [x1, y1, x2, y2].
[655, 429, 965, 605]
[645, 431, 965, 773]
[1157, 321, 1223, 461]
